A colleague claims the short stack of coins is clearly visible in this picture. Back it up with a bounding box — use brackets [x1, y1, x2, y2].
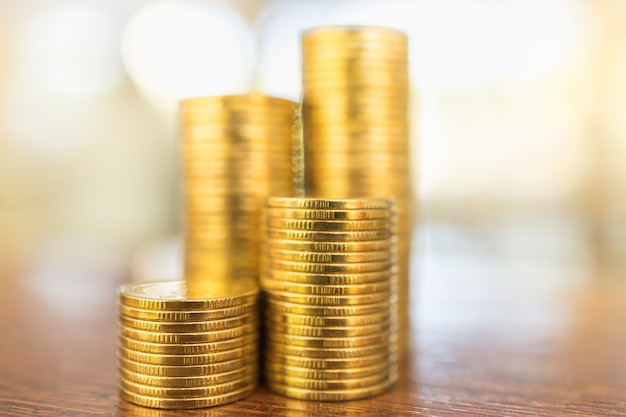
[179, 94, 297, 285]
[117, 280, 260, 409]
[301, 26, 414, 356]
[261, 197, 398, 401]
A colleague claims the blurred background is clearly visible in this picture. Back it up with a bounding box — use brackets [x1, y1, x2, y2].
[0, 0, 625, 288]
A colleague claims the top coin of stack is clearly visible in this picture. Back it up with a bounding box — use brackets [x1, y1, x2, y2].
[261, 197, 398, 401]
[301, 26, 414, 355]
[118, 280, 260, 409]
[179, 94, 298, 285]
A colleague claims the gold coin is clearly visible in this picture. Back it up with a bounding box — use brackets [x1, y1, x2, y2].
[118, 302, 258, 322]
[304, 138, 409, 150]
[119, 315, 255, 333]
[118, 345, 255, 366]
[307, 132, 410, 145]
[303, 121, 409, 133]
[303, 60, 408, 70]
[183, 234, 255, 244]
[118, 334, 258, 355]
[264, 289, 391, 306]
[303, 84, 409, 97]
[303, 94, 407, 106]
[180, 105, 296, 118]
[264, 360, 388, 380]
[304, 131, 410, 144]
[263, 352, 391, 369]
[265, 371, 389, 390]
[182, 129, 290, 140]
[265, 298, 390, 316]
[303, 34, 407, 49]
[119, 355, 257, 377]
[265, 208, 391, 221]
[119, 323, 257, 344]
[266, 248, 390, 263]
[268, 228, 392, 242]
[182, 252, 258, 264]
[304, 110, 407, 122]
[183, 124, 294, 136]
[304, 77, 407, 88]
[181, 249, 257, 260]
[265, 377, 393, 401]
[303, 78, 408, 90]
[302, 45, 409, 58]
[180, 269, 255, 281]
[266, 197, 392, 210]
[180, 106, 296, 119]
[119, 365, 257, 388]
[302, 42, 408, 54]
[301, 169, 408, 182]
[263, 267, 397, 285]
[119, 280, 259, 311]
[184, 139, 294, 150]
[302, 173, 408, 186]
[268, 218, 392, 232]
[304, 69, 408, 80]
[184, 214, 260, 224]
[182, 249, 257, 260]
[181, 124, 292, 135]
[261, 277, 391, 296]
[179, 105, 297, 114]
[181, 149, 290, 160]
[303, 82, 408, 92]
[264, 311, 390, 327]
[266, 259, 391, 274]
[265, 330, 393, 349]
[305, 160, 409, 172]
[181, 198, 257, 210]
[180, 94, 296, 110]
[265, 321, 390, 338]
[302, 154, 409, 167]
[303, 94, 408, 106]
[119, 375, 256, 399]
[304, 39, 407, 54]
[303, 27, 407, 43]
[266, 238, 393, 253]
[266, 340, 390, 359]
[119, 385, 256, 409]
[305, 136, 410, 150]
[182, 269, 256, 283]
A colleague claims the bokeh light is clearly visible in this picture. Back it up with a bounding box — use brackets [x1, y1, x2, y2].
[255, 1, 325, 100]
[12, 4, 124, 98]
[121, 0, 256, 111]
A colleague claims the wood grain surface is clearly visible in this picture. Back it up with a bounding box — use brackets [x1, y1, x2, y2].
[1, 223, 626, 416]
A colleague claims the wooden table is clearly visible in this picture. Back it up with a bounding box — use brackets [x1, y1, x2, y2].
[1, 220, 626, 416]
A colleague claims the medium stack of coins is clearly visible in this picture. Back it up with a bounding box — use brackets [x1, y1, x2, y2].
[118, 280, 260, 409]
[301, 26, 414, 355]
[261, 197, 398, 401]
[179, 94, 297, 285]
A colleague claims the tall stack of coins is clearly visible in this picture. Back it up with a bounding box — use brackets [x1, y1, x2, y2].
[179, 94, 297, 285]
[301, 26, 414, 355]
[261, 197, 398, 401]
[117, 280, 260, 409]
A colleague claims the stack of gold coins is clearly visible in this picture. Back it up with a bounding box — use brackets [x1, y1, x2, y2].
[179, 94, 297, 285]
[117, 280, 260, 409]
[261, 197, 398, 401]
[301, 26, 414, 355]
